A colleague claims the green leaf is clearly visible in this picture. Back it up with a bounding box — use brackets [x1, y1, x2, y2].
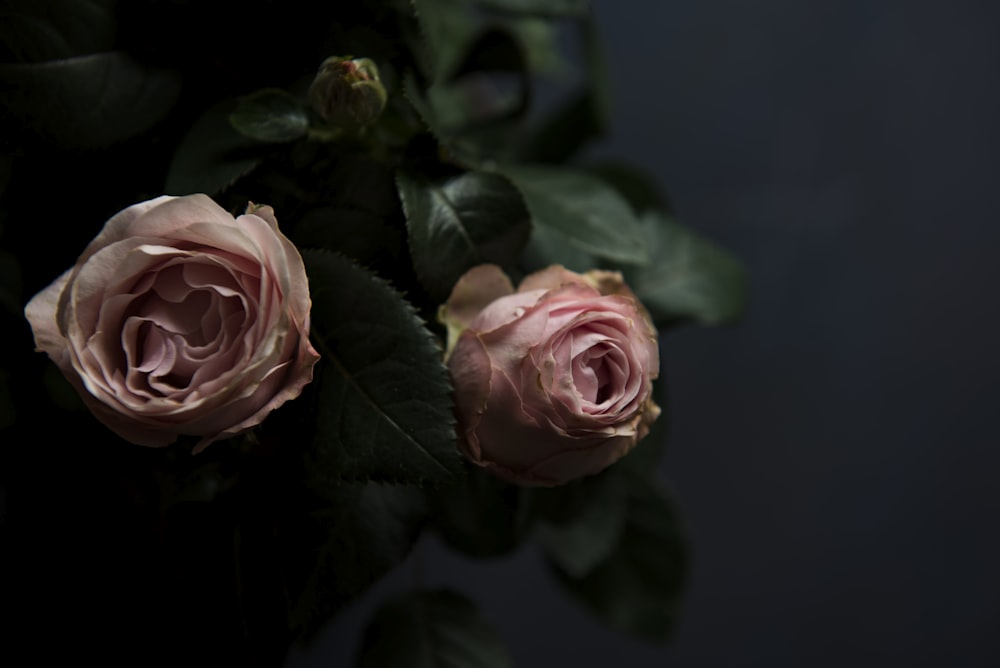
[412, 0, 567, 81]
[425, 79, 522, 132]
[587, 160, 669, 214]
[229, 88, 310, 143]
[531, 470, 629, 578]
[0, 51, 181, 149]
[625, 211, 746, 327]
[165, 98, 264, 196]
[476, 0, 589, 16]
[519, 221, 595, 272]
[426, 464, 532, 558]
[302, 250, 462, 484]
[357, 588, 513, 668]
[399, 170, 531, 301]
[411, 0, 478, 81]
[549, 476, 687, 643]
[403, 75, 514, 167]
[450, 26, 528, 78]
[498, 164, 650, 265]
[497, 16, 571, 75]
[517, 89, 603, 164]
[409, 26, 531, 163]
[513, 13, 607, 162]
[280, 482, 428, 637]
[0, 0, 116, 62]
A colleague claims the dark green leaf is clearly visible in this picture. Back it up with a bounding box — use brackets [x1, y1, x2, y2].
[411, 0, 478, 81]
[519, 221, 595, 272]
[281, 482, 428, 637]
[416, 28, 530, 161]
[412, 0, 566, 81]
[499, 164, 650, 265]
[587, 161, 669, 214]
[357, 588, 513, 668]
[550, 477, 687, 642]
[408, 13, 533, 163]
[450, 27, 527, 79]
[531, 470, 628, 578]
[496, 16, 570, 75]
[426, 464, 532, 558]
[0, 52, 181, 149]
[0, 0, 116, 62]
[302, 251, 462, 484]
[625, 211, 746, 327]
[512, 13, 606, 162]
[229, 88, 310, 143]
[517, 89, 603, 164]
[399, 170, 531, 301]
[425, 79, 523, 132]
[477, 0, 589, 16]
[165, 98, 264, 196]
[404, 73, 517, 166]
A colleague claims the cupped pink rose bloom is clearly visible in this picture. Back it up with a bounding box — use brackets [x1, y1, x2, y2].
[441, 264, 661, 487]
[24, 194, 320, 451]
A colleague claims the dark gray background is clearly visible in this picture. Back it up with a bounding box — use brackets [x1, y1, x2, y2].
[290, 1, 1000, 666]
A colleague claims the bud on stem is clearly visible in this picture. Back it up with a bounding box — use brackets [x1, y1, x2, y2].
[308, 56, 387, 129]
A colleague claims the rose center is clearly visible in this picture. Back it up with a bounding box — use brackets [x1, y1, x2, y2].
[128, 285, 242, 394]
[594, 360, 613, 404]
[572, 347, 616, 405]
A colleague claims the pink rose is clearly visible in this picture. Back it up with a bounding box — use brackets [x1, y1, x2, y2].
[441, 264, 661, 487]
[24, 194, 320, 451]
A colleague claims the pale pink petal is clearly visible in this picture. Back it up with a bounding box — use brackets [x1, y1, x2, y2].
[191, 331, 319, 453]
[517, 264, 588, 293]
[123, 194, 237, 240]
[73, 196, 176, 268]
[245, 203, 279, 229]
[467, 288, 547, 335]
[520, 433, 636, 486]
[472, 365, 568, 472]
[447, 331, 493, 460]
[24, 269, 72, 360]
[442, 264, 515, 332]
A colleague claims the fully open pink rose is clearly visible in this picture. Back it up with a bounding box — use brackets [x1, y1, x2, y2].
[441, 264, 661, 487]
[24, 194, 320, 451]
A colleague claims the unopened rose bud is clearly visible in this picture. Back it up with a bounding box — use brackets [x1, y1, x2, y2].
[308, 56, 387, 128]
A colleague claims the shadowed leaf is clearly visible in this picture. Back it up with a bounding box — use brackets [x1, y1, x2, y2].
[302, 250, 462, 484]
[399, 170, 531, 301]
[357, 588, 513, 668]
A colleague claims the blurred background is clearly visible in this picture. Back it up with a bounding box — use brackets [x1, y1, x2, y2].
[292, 0, 1000, 666]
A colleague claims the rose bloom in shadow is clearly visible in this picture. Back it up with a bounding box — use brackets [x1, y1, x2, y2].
[441, 264, 660, 487]
[24, 194, 320, 451]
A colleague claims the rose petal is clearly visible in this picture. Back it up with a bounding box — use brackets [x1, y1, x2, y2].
[441, 264, 515, 333]
[517, 264, 589, 293]
[447, 330, 493, 460]
[520, 433, 636, 486]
